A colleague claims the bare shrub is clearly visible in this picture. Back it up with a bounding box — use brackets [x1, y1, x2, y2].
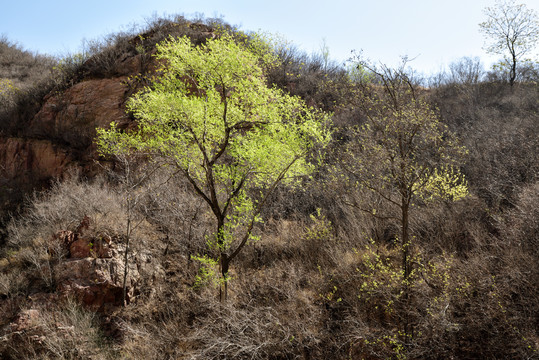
[1, 300, 115, 359]
[0, 268, 27, 298]
[413, 195, 494, 257]
[432, 249, 537, 359]
[183, 266, 333, 359]
[448, 56, 484, 85]
[0, 36, 56, 135]
[431, 79, 539, 209]
[464, 108, 538, 208]
[504, 181, 539, 255]
[118, 294, 312, 360]
[237, 207, 341, 275]
[266, 39, 351, 112]
[136, 167, 211, 257]
[186, 302, 302, 359]
[0, 36, 55, 92]
[6, 175, 125, 250]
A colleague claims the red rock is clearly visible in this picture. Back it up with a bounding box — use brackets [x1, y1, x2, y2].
[0, 137, 72, 181]
[55, 256, 138, 310]
[69, 238, 91, 258]
[10, 309, 40, 332]
[30, 77, 130, 148]
[76, 215, 91, 234]
[55, 230, 76, 246]
[93, 236, 114, 258]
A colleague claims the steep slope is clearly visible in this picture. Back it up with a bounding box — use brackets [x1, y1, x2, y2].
[0, 19, 218, 226]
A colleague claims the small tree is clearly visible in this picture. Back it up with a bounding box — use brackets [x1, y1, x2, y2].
[341, 58, 468, 334]
[102, 153, 161, 306]
[479, 0, 539, 87]
[97, 33, 331, 302]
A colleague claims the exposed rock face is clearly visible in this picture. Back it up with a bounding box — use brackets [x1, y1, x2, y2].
[29, 77, 130, 150]
[0, 137, 72, 181]
[52, 218, 141, 311]
[55, 255, 136, 310]
[9, 308, 40, 333]
[0, 74, 132, 220]
[0, 76, 130, 183]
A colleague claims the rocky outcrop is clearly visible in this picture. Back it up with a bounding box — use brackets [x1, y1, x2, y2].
[0, 76, 130, 182]
[0, 215, 163, 356]
[55, 255, 135, 310]
[0, 72, 133, 219]
[0, 137, 73, 182]
[8, 308, 41, 333]
[29, 77, 130, 150]
[51, 217, 144, 311]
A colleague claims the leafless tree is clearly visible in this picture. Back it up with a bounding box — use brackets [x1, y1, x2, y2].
[479, 0, 539, 87]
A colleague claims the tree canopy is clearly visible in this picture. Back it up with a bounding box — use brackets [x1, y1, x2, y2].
[97, 33, 332, 301]
[342, 59, 468, 276]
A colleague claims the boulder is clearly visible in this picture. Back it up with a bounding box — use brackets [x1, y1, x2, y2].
[55, 254, 138, 310]
[51, 217, 140, 310]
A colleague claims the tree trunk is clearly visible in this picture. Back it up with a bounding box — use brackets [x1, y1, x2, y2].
[510, 52, 517, 88]
[401, 198, 411, 338]
[216, 219, 229, 303]
[220, 253, 230, 302]
[401, 200, 410, 281]
[122, 204, 131, 307]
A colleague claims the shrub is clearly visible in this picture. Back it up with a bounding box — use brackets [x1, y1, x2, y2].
[1, 300, 115, 359]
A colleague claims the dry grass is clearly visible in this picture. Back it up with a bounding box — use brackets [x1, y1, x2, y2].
[0, 159, 536, 359]
[0, 299, 116, 360]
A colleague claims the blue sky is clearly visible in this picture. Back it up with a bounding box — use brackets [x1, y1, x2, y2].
[1, 0, 539, 74]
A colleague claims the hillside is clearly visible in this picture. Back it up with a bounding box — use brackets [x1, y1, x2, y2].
[0, 16, 537, 359]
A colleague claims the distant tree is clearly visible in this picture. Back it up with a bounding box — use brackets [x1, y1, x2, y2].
[341, 57, 468, 333]
[319, 38, 331, 72]
[479, 0, 539, 87]
[97, 33, 331, 302]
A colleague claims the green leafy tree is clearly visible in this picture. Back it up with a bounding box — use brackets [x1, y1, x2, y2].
[341, 58, 468, 334]
[479, 0, 539, 87]
[97, 33, 331, 302]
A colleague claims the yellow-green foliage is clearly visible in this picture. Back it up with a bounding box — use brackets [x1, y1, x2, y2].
[192, 254, 224, 290]
[97, 33, 332, 294]
[97, 34, 331, 192]
[417, 166, 468, 202]
[98, 33, 331, 239]
[0, 78, 19, 107]
[347, 97, 468, 208]
[304, 208, 333, 243]
[0, 78, 18, 95]
[355, 240, 408, 309]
